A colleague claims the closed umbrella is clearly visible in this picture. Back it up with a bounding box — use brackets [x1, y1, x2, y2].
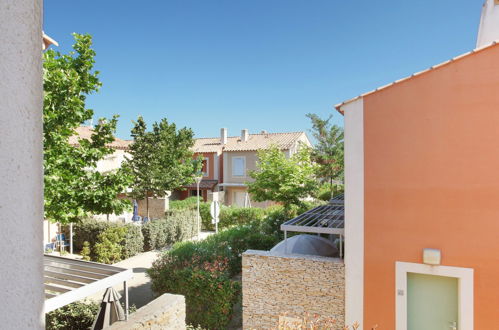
[271, 234, 338, 257]
[132, 199, 139, 222]
[92, 287, 126, 330]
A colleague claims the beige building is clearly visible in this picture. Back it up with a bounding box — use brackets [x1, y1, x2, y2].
[175, 128, 311, 207]
[69, 126, 132, 173]
[220, 128, 311, 207]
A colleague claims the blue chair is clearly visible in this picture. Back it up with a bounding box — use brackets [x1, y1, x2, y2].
[45, 242, 56, 252]
[55, 234, 70, 251]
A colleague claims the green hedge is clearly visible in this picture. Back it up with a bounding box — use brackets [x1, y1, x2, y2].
[170, 197, 211, 230]
[46, 301, 137, 330]
[150, 257, 240, 329]
[123, 224, 144, 258]
[72, 219, 143, 262]
[142, 209, 197, 251]
[149, 225, 277, 328]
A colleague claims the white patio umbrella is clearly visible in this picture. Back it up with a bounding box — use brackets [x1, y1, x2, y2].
[271, 234, 338, 257]
[92, 287, 126, 330]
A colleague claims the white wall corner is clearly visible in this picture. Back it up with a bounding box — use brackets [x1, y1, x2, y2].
[476, 0, 499, 48]
[343, 98, 365, 329]
[0, 0, 44, 328]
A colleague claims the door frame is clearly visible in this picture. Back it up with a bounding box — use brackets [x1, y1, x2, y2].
[395, 261, 473, 330]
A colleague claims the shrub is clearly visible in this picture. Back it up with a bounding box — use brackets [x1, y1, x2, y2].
[46, 301, 137, 330]
[123, 224, 144, 258]
[142, 209, 197, 251]
[317, 183, 344, 201]
[170, 197, 212, 230]
[150, 256, 240, 329]
[45, 301, 99, 330]
[94, 226, 127, 264]
[81, 241, 91, 261]
[72, 218, 110, 253]
[72, 218, 144, 261]
[149, 225, 277, 328]
[217, 206, 265, 230]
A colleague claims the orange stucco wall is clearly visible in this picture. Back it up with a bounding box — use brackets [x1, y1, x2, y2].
[194, 152, 216, 179]
[363, 44, 499, 328]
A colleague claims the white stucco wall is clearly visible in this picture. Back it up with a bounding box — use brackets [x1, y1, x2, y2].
[342, 99, 364, 329]
[0, 0, 44, 328]
[96, 149, 130, 173]
[477, 0, 499, 47]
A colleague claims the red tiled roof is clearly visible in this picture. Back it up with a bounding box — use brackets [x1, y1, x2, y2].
[69, 126, 132, 150]
[193, 132, 308, 153]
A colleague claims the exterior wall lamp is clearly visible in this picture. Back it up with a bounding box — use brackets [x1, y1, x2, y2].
[423, 248, 441, 265]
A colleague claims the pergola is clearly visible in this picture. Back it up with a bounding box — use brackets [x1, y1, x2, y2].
[44, 255, 133, 317]
[280, 194, 345, 258]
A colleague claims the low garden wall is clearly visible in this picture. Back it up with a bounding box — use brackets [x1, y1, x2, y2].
[107, 294, 185, 330]
[242, 250, 345, 329]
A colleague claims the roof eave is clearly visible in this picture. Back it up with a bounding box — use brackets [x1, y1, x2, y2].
[334, 40, 499, 115]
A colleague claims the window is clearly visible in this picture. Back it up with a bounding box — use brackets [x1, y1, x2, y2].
[202, 157, 209, 177]
[232, 156, 245, 177]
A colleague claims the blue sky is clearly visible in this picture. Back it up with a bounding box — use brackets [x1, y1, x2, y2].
[44, 0, 483, 140]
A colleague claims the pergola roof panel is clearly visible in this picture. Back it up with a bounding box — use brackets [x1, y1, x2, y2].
[281, 197, 345, 235]
[44, 255, 133, 313]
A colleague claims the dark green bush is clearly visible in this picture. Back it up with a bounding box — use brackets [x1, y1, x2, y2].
[150, 256, 239, 329]
[317, 183, 344, 201]
[170, 197, 212, 230]
[72, 219, 143, 262]
[94, 226, 127, 264]
[46, 301, 137, 330]
[142, 209, 197, 251]
[214, 206, 265, 230]
[45, 301, 99, 330]
[72, 218, 110, 253]
[149, 225, 277, 328]
[169, 196, 199, 210]
[123, 224, 144, 258]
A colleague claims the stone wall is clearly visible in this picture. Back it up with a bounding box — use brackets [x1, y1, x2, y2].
[137, 197, 168, 219]
[107, 294, 185, 330]
[242, 250, 345, 329]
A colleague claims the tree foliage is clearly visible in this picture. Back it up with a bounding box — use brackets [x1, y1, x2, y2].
[247, 146, 318, 208]
[125, 116, 200, 217]
[43, 33, 132, 224]
[306, 113, 344, 189]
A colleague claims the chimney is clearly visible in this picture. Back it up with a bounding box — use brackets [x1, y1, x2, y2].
[476, 0, 499, 48]
[241, 129, 249, 142]
[220, 128, 227, 145]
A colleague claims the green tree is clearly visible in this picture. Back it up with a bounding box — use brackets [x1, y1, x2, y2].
[306, 113, 344, 197]
[247, 146, 318, 209]
[43, 33, 132, 224]
[125, 116, 201, 218]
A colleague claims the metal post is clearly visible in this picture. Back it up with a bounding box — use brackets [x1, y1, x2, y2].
[339, 234, 343, 259]
[69, 222, 73, 255]
[284, 230, 288, 254]
[196, 180, 201, 240]
[124, 281, 129, 320]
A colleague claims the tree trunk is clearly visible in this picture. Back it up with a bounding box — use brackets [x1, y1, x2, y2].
[330, 177, 334, 198]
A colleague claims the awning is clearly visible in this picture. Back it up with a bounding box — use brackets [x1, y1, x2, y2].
[281, 194, 344, 235]
[44, 255, 133, 314]
[280, 194, 345, 257]
[184, 179, 218, 190]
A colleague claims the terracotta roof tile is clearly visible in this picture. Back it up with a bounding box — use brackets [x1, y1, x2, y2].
[193, 132, 308, 153]
[69, 126, 132, 150]
[334, 40, 499, 114]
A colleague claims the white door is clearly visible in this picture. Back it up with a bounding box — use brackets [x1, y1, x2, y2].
[233, 191, 246, 207]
